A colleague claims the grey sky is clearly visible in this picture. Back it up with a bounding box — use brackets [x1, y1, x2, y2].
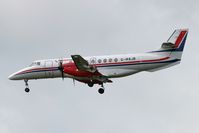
[0, 0, 199, 133]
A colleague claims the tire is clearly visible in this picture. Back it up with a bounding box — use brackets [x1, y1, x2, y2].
[25, 88, 30, 93]
[98, 88, 104, 94]
[88, 83, 94, 87]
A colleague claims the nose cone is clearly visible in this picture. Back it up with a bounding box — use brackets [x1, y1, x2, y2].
[8, 73, 18, 80]
[8, 67, 30, 80]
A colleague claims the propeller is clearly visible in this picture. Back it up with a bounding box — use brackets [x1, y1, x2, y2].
[57, 59, 64, 80]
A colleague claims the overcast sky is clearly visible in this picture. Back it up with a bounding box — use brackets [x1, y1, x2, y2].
[1, 0, 199, 133]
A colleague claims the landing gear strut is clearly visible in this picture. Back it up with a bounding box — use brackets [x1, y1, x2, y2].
[98, 84, 105, 94]
[24, 79, 30, 93]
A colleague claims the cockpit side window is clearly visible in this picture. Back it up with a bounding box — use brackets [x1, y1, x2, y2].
[37, 62, 40, 65]
[29, 61, 41, 66]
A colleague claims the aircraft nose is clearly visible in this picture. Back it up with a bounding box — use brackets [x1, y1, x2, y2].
[9, 67, 33, 80]
[8, 73, 17, 80]
[8, 68, 28, 80]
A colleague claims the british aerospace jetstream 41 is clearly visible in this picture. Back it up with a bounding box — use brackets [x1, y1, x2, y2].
[9, 29, 188, 94]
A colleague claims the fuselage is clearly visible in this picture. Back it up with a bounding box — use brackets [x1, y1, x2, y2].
[8, 52, 179, 81]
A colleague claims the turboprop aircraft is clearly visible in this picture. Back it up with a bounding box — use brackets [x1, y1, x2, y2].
[8, 29, 188, 94]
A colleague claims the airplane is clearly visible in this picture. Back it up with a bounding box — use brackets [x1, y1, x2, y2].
[8, 29, 188, 94]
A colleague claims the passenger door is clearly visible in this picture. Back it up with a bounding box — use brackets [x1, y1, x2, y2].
[45, 61, 54, 78]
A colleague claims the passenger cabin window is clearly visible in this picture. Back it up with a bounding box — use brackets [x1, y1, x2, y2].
[91, 59, 96, 64]
[103, 59, 107, 63]
[126, 57, 130, 61]
[109, 58, 112, 62]
[98, 59, 102, 64]
[114, 58, 118, 62]
[132, 57, 136, 60]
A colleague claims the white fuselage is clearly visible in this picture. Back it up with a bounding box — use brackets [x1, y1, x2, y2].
[8, 52, 180, 81]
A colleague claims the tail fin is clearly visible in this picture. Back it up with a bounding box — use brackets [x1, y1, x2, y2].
[162, 29, 188, 51]
[147, 29, 188, 72]
[154, 29, 188, 59]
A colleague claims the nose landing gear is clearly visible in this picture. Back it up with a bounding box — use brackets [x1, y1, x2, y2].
[24, 79, 30, 93]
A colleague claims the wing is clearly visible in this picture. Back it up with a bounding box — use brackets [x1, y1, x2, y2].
[71, 55, 96, 73]
[71, 55, 113, 83]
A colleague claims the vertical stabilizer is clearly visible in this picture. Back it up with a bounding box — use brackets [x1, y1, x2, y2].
[154, 29, 188, 60]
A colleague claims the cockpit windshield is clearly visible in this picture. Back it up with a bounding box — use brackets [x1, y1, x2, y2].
[29, 61, 41, 66]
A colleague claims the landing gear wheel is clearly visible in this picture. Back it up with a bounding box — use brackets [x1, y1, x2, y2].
[25, 88, 30, 93]
[88, 83, 94, 87]
[98, 88, 104, 94]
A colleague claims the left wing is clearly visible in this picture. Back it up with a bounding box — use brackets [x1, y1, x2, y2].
[71, 55, 113, 83]
[71, 55, 96, 73]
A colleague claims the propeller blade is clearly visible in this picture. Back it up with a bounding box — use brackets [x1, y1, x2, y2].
[58, 59, 64, 81]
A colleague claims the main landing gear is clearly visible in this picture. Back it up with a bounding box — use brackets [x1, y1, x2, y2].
[24, 79, 30, 93]
[88, 82, 105, 94]
[98, 84, 105, 94]
[88, 82, 94, 87]
[87, 82, 105, 94]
